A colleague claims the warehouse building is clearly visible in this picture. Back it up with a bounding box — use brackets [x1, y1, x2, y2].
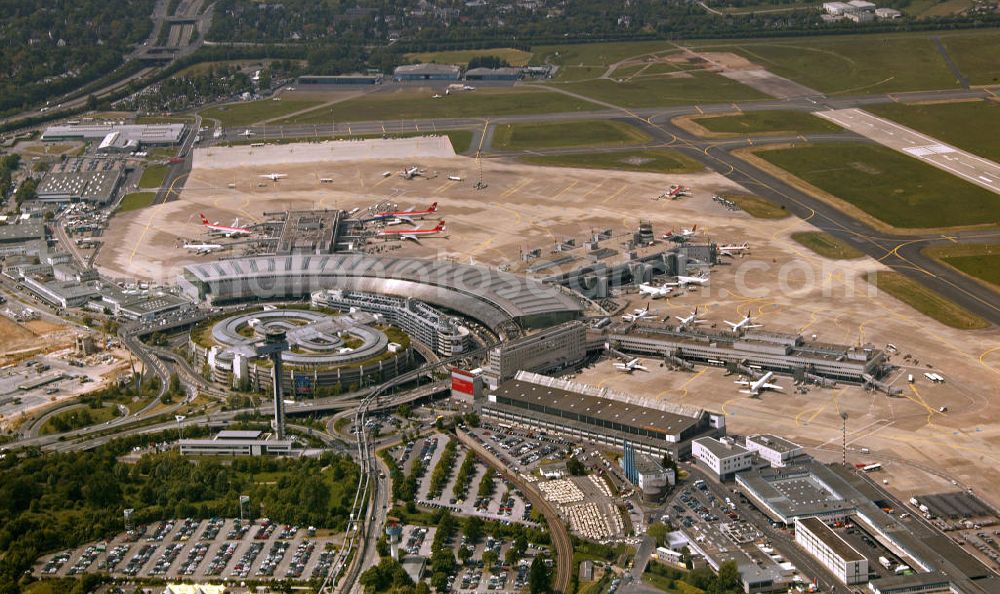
[41, 123, 185, 145]
[22, 277, 100, 308]
[465, 67, 523, 81]
[35, 158, 126, 204]
[868, 572, 952, 594]
[736, 462, 858, 525]
[483, 321, 587, 386]
[794, 517, 869, 584]
[745, 434, 805, 468]
[480, 371, 725, 459]
[692, 436, 753, 480]
[297, 74, 383, 86]
[393, 64, 462, 81]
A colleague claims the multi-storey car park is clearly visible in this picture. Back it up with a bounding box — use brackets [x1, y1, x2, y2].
[479, 371, 725, 460]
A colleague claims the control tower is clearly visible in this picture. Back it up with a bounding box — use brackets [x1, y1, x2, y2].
[255, 327, 290, 439]
[385, 517, 403, 561]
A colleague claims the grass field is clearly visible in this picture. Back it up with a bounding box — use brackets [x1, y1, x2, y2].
[925, 244, 1000, 288]
[521, 149, 704, 174]
[791, 231, 863, 259]
[552, 71, 768, 107]
[756, 143, 1000, 229]
[692, 110, 842, 135]
[532, 41, 680, 81]
[40, 405, 118, 435]
[404, 47, 533, 66]
[117, 192, 157, 213]
[942, 33, 1000, 85]
[684, 30, 1000, 94]
[866, 100, 1000, 163]
[492, 120, 650, 150]
[200, 99, 322, 127]
[864, 271, 989, 330]
[138, 164, 169, 189]
[276, 87, 595, 125]
[722, 193, 790, 218]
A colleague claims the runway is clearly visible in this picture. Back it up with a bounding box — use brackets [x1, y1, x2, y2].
[816, 108, 1000, 195]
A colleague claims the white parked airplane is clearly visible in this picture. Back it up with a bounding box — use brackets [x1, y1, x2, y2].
[448, 176, 463, 181]
[665, 273, 709, 287]
[239, 129, 255, 137]
[183, 241, 223, 254]
[400, 166, 424, 180]
[676, 307, 707, 327]
[614, 358, 648, 373]
[433, 94, 443, 99]
[736, 371, 783, 396]
[259, 173, 287, 181]
[463, 85, 476, 91]
[718, 242, 750, 257]
[725, 314, 762, 332]
[622, 303, 657, 322]
[378, 220, 447, 242]
[638, 283, 672, 299]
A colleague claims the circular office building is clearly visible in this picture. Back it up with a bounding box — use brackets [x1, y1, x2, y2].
[189, 307, 413, 395]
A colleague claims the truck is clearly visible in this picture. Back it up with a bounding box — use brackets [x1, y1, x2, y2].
[879, 556, 892, 570]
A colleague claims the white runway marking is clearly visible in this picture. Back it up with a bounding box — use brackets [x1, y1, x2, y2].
[817, 108, 1000, 196]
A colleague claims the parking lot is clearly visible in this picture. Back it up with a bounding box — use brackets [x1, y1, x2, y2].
[35, 518, 341, 582]
[392, 433, 535, 525]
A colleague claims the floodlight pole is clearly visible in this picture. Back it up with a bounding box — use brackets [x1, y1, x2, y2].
[840, 411, 848, 467]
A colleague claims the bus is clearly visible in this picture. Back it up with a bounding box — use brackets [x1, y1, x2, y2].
[863, 463, 883, 473]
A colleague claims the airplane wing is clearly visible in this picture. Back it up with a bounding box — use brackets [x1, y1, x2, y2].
[763, 383, 782, 390]
[739, 390, 759, 397]
[397, 215, 414, 224]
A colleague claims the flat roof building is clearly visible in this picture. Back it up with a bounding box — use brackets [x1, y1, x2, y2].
[297, 74, 383, 86]
[868, 572, 952, 594]
[393, 63, 462, 81]
[484, 321, 587, 385]
[693, 436, 753, 480]
[794, 517, 868, 584]
[36, 158, 126, 204]
[736, 462, 856, 524]
[745, 434, 805, 468]
[117, 292, 191, 323]
[22, 277, 100, 308]
[42, 123, 185, 145]
[179, 430, 294, 457]
[0, 222, 44, 244]
[465, 67, 523, 81]
[480, 371, 724, 459]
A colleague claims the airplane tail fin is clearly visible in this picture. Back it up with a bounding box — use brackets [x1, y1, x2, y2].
[429, 202, 438, 212]
[199, 213, 209, 225]
[692, 225, 697, 232]
[435, 220, 446, 231]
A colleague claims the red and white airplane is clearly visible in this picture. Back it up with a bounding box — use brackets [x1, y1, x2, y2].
[371, 202, 439, 224]
[199, 213, 253, 237]
[378, 220, 446, 241]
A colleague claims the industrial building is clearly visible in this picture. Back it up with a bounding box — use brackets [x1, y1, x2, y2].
[607, 323, 887, 384]
[178, 254, 583, 332]
[311, 289, 472, 356]
[0, 221, 45, 248]
[297, 74, 383, 86]
[116, 292, 191, 322]
[745, 434, 805, 468]
[22, 277, 101, 308]
[275, 210, 344, 255]
[35, 158, 126, 204]
[692, 436, 754, 480]
[41, 123, 185, 145]
[621, 441, 674, 502]
[479, 371, 725, 459]
[735, 462, 858, 524]
[483, 321, 587, 386]
[868, 572, 952, 594]
[178, 430, 294, 457]
[464, 67, 523, 81]
[795, 517, 869, 584]
[392, 64, 462, 81]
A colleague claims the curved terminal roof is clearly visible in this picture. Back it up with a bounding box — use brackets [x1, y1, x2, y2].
[180, 255, 582, 330]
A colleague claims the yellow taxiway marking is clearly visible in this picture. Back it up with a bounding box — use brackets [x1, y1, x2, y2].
[500, 179, 531, 199]
[435, 180, 457, 193]
[601, 184, 629, 205]
[552, 180, 578, 200]
[579, 179, 607, 202]
[371, 174, 393, 189]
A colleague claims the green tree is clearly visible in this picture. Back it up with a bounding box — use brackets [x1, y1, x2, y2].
[529, 556, 551, 594]
[681, 545, 693, 570]
[714, 560, 742, 594]
[463, 515, 483, 543]
[483, 549, 498, 571]
[566, 456, 587, 476]
[647, 521, 669, 548]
